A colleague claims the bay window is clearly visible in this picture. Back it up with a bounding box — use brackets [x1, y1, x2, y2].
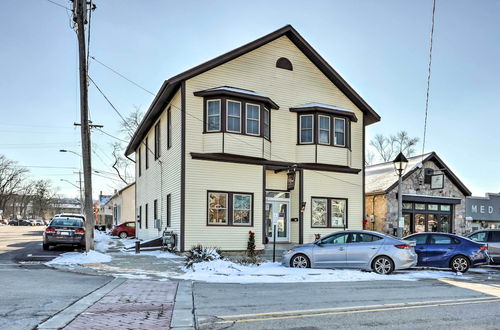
[334, 118, 345, 146]
[207, 191, 253, 226]
[227, 101, 241, 133]
[299, 115, 314, 144]
[246, 103, 260, 135]
[318, 115, 330, 145]
[312, 197, 347, 228]
[206, 100, 221, 132]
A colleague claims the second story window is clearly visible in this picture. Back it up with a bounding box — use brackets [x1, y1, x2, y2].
[138, 146, 142, 177]
[145, 137, 149, 169]
[206, 100, 221, 132]
[154, 121, 161, 159]
[299, 115, 314, 144]
[167, 107, 172, 149]
[246, 104, 260, 135]
[334, 118, 345, 147]
[263, 108, 270, 139]
[318, 115, 330, 145]
[227, 101, 241, 133]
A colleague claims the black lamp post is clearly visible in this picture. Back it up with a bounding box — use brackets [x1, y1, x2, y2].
[393, 152, 408, 238]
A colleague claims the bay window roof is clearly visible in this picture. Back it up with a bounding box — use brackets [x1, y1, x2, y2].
[290, 102, 358, 122]
[194, 86, 279, 110]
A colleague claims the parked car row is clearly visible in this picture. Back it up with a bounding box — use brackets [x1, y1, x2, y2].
[283, 229, 492, 274]
[8, 219, 47, 226]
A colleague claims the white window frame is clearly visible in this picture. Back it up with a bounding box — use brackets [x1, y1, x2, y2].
[207, 192, 228, 225]
[334, 117, 346, 147]
[232, 193, 252, 225]
[299, 114, 314, 144]
[206, 99, 221, 132]
[318, 115, 331, 145]
[245, 103, 260, 136]
[263, 107, 270, 139]
[226, 100, 242, 133]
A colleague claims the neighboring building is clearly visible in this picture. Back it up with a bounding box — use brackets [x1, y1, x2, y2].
[125, 25, 380, 251]
[52, 198, 82, 215]
[105, 183, 136, 226]
[365, 152, 471, 236]
[466, 193, 500, 231]
[97, 192, 113, 228]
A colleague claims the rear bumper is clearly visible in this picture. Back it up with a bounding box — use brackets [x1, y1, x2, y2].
[393, 250, 418, 270]
[44, 235, 84, 245]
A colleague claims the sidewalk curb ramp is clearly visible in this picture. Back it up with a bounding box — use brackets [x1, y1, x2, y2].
[170, 281, 196, 329]
[37, 277, 125, 330]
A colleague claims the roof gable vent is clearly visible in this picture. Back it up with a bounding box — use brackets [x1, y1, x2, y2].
[276, 57, 293, 71]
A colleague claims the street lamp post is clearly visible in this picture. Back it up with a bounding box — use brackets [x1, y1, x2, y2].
[393, 152, 408, 238]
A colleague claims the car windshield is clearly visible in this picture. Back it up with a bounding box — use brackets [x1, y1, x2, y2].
[51, 218, 83, 227]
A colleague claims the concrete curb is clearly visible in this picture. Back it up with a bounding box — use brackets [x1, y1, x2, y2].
[170, 281, 195, 329]
[37, 277, 125, 330]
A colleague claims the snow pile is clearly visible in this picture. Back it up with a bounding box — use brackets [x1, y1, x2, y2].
[175, 260, 469, 283]
[94, 230, 112, 252]
[121, 250, 182, 259]
[46, 250, 112, 266]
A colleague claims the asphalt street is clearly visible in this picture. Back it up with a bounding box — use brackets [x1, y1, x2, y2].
[0, 226, 113, 330]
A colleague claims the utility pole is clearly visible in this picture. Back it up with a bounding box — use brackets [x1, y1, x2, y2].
[73, 0, 94, 251]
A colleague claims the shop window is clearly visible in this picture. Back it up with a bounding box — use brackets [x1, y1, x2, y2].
[415, 203, 426, 210]
[440, 205, 451, 211]
[428, 204, 439, 211]
[312, 197, 347, 228]
[208, 191, 253, 226]
[403, 202, 413, 210]
[206, 100, 221, 132]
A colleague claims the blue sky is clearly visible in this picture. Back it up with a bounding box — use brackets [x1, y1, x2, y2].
[0, 0, 498, 198]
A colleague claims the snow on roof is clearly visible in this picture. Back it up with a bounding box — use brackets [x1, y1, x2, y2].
[365, 153, 433, 194]
[293, 102, 354, 113]
[205, 86, 266, 97]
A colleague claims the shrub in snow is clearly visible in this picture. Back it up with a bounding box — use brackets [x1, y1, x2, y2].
[184, 245, 222, 269]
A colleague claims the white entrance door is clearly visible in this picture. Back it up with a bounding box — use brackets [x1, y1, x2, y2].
[265, 199, 290, 242]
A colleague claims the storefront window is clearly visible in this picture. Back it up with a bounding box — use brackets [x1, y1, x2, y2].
[415, 214, 425, 232]
[428, 204, 439, 211]
[403, 203, 413, 210]
[208, 192, 227, 224]
[312, 198, 327, 227]
[428, 214, 437, 232]
[440, 205, 451, 211]
[415, 203, 426, 210]
[233, 194, 252, 225]
[331, 199, 346, 227]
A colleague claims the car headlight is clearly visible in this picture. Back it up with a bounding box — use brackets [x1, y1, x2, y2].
[287, 249, 295, 254]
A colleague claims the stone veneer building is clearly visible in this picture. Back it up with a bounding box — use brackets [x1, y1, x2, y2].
[365, 152, 471, 236]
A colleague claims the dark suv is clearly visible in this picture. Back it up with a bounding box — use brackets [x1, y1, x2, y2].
[43, 217, 86, 250]
[467, 229, 500, 264]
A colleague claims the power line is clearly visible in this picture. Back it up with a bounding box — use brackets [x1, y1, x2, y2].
[43, 0, 71, 11]
[422, 0, 437, 157]
[95, 128, 129, 143]
[90, 56, 155, 96]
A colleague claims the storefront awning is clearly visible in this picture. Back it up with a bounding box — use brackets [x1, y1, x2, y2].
[402, 194, 462, 205]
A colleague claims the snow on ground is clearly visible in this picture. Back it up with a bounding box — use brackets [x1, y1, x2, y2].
[175, 259, 470, 284]
[120, 250, 182, 259]
[94, 230, 113, 252]
[46, 250, 112, 266]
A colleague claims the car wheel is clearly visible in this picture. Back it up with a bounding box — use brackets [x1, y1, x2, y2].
[119, 231, 128, 239]
[372, 256, 394, 275]
[42, 243, 49, 251]
[450, 255, 470, 273]
[290, 254, 310, 268]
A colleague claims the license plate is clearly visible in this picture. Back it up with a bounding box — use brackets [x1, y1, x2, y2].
[59, 231, 71, 236]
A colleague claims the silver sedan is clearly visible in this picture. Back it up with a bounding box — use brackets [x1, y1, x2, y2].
[282, 230, 417, 274]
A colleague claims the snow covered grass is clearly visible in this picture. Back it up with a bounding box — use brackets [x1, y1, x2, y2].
[46, 250, 112, 266]
[121, 250, 182, 259]
[175, 259, 470, 283]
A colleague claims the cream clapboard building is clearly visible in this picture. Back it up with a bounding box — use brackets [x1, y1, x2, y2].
[125, 25, 381, 251]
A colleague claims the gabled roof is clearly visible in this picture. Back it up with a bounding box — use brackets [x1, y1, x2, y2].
[365, 152, 471, 196]
[125, 25, 381, 156]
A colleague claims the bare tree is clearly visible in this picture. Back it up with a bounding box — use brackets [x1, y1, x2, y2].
[365, 150, 375, 166]
[31, 180, 57, 218]
[0, 155, 29, 213]
[369, 131, 419, 162]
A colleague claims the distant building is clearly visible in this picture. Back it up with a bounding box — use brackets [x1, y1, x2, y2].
[97, 192, 112, 228]
[104, 183, 135, 226]
[365, 152, 471, 236]
[52, 198, 82, 215]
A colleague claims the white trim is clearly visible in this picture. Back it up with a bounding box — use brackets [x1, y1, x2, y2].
[299, 114, 314, 144]
[334, 117, 346, 147]
[226, 100, 242, 133]
[206, 99, 221, 132]
[245, 103, 260, 136]
[232, 193, 252, 226]
[318, 115, 330, 145]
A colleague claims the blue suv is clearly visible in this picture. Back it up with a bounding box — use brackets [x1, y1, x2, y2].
[404, 233, 489, 272]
